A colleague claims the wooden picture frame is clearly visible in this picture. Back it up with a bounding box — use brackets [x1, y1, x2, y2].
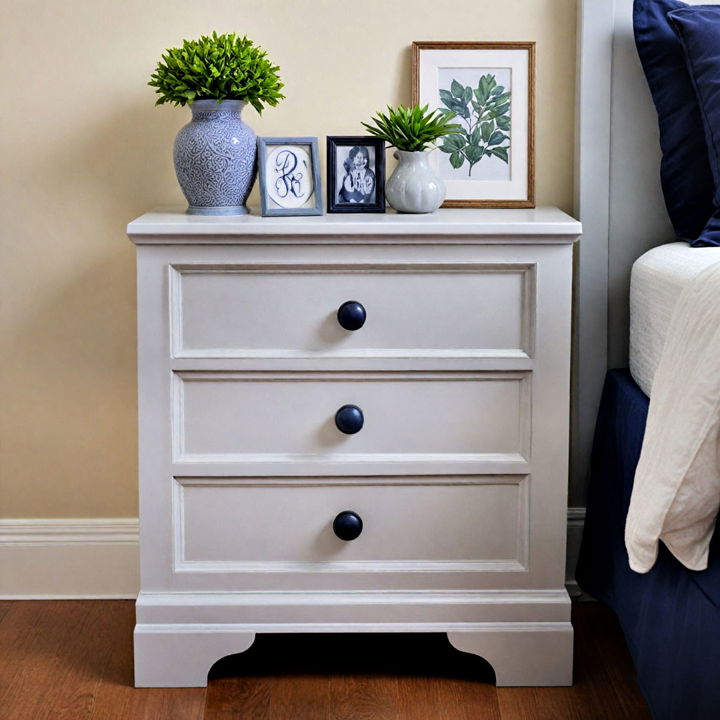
[326, 136, 386, 213]
[412, 41, 535, 208]
[256, 137, 323, 216]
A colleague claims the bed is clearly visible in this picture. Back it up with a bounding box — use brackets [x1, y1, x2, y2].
[576, 369, 720, 720]
[577, 288, 720, 720]
[574, 1, 720, 718]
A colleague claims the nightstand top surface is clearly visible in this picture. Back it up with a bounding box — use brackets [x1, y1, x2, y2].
[128, 206, 580, 244]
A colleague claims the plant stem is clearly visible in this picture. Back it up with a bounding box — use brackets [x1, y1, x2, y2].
[470, 109, 480, 135]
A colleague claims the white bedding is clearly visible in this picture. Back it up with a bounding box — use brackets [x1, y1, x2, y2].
[630, 242, 720, 397]
[626, 258, 720, 573]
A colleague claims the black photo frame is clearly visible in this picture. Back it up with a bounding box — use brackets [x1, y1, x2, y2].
[326, 136, 385, 213]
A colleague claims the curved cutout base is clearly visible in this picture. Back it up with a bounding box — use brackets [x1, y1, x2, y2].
[134, 626, 256, 687]
[447, 623, 574, 686]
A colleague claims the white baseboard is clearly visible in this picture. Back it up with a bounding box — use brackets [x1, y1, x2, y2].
[0, 511, 586, 599]
[0, 519, 139, 599]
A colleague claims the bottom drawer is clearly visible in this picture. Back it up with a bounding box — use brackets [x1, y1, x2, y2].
[174, 477, 528, 570]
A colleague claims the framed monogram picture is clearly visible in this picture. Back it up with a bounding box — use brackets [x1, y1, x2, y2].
[326, 136, 385, 213]
[256, 137, 323, 216]
[412, 41, 535, 208]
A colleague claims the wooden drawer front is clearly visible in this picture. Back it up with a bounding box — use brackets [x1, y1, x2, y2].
[175, 478, 527, 569]
[174, 371, 529, 461]
[171, 263, 533, 357]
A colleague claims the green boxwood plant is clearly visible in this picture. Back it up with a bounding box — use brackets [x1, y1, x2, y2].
[361, 104, 461, 152]
[149, 31, 285, 113]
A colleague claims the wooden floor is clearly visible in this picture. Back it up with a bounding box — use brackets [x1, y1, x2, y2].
[0, 600, 650, 719]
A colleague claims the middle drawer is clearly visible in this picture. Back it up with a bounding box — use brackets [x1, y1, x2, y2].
[174, 371, 530, 460]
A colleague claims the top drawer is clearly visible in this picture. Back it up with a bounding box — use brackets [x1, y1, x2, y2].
[170, 263, 535, 358]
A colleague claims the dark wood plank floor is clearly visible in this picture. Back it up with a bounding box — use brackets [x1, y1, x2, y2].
[0, 600, 650, 720]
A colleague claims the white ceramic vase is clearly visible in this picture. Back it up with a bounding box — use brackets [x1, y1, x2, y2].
[385, 149, 445, 213]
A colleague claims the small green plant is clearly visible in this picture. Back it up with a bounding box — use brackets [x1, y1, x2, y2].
[149, 32, 285, 113]
[361, 104, 461, 152]
[438, 74, 511, 175]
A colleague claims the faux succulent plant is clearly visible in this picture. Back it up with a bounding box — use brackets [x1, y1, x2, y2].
[361, 104, 461, 152]
[148, 31, 285, 113]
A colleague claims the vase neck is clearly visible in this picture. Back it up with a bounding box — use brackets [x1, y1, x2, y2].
[190, 99, 246, 120]
[394, 149, 430, 165]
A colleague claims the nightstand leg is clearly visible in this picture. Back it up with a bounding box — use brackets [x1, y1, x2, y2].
[134, 626, 256, 687]
[447, 624, 574, 686]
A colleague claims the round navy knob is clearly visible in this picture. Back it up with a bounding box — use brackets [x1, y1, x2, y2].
[333, 511, 363, 541]
[335, 404, 364, 434]
[337, 301, 366, 331]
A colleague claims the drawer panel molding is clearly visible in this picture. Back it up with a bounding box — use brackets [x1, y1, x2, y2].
[172, 476, 530, 574]
[170, 262, 536, 359]
[172, 370, 532, 464]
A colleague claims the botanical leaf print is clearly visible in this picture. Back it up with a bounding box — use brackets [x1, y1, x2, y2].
[438, 73, 510, 176]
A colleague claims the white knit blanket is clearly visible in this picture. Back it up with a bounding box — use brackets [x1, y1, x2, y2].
[625, 261, 720, 573]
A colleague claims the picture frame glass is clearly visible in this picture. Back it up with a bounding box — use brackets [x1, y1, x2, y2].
[334, 144, 378, 206]
[436, 66, 512, 182]
[414, 44, 534, 207]
[265, 143, 317, 210]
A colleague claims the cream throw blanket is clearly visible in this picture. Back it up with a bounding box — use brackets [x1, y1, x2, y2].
[625, 261, 720, 573]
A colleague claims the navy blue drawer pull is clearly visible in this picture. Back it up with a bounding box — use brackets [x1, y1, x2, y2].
[337, 301, 366, 331]
[335, 404, 364, 434]
[333, 511, 363, 541]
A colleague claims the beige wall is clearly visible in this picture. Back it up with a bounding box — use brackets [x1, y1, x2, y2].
[0, 0, 577, 518]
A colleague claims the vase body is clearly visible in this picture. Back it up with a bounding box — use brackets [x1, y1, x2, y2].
[173, 100, 257, 215]
[385, 150, 445, 214]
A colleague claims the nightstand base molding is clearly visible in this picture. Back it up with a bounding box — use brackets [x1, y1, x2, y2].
[447, 626, 574, 686]
[134, 589, 572, 687]
[134, 622, 573, 688]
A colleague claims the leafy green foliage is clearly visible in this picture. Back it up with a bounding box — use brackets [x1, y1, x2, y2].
[437, 74, 510, 175]
[361, 104, 461, 152]
[148, 32, 285, 113]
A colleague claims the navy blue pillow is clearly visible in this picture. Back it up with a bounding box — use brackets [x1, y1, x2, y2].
[669, 6, 720, 246]
[634, 0, 716, 243]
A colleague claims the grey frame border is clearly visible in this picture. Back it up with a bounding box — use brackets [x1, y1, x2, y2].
[256, 137, 323, 217]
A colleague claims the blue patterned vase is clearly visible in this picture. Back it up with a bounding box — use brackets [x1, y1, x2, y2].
[173, 99, 257, 215]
